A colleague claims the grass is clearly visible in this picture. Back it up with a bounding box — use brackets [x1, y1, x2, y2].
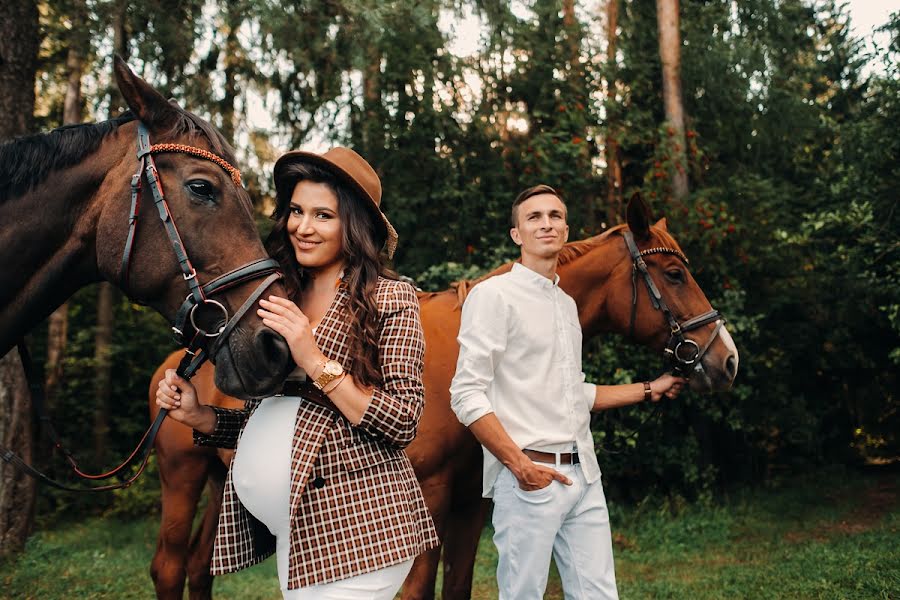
[1, 466, 897, 599]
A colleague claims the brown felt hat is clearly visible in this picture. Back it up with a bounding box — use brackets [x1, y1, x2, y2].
[273, 147, 398, 258]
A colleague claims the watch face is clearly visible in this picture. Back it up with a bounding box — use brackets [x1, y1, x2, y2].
[324, 360, 343, 376]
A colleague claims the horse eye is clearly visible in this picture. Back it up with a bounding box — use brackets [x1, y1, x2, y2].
[186, 180, 215, 199]
[665, 269, 685, 283]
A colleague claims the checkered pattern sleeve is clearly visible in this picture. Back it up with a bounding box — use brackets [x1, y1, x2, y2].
[356, 280, 425, 448]
[192, 405, 250, 449]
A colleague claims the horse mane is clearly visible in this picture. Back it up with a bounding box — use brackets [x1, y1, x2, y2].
[416, 222, 686, 308]
[0, 104, 235, 201]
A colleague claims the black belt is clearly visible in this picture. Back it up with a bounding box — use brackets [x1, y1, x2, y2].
[279, 379, 312, 396]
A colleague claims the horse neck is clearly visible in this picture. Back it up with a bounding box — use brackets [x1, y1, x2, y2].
[557, 230, 632, 338]
[0, 128, 127, 354]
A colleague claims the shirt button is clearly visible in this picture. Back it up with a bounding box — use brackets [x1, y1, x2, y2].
[312, 476, 326, 488]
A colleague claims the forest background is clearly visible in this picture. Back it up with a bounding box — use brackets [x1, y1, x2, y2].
[0, 0, 897, 555]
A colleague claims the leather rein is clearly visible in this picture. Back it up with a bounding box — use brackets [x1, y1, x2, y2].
[623, 231, 724, 378]
[1, 122, 282, 492]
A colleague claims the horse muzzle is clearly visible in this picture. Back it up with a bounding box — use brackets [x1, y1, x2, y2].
[211, 326, 293, 399]
[684, 326, 739, 392]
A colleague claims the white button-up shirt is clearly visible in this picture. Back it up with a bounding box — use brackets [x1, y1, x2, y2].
[450, 263, 601, 497]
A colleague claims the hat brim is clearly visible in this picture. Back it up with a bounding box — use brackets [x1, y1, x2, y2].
[274, 151, 398, 258]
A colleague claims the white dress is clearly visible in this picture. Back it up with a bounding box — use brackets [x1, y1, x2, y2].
[231, 391, 301, 594]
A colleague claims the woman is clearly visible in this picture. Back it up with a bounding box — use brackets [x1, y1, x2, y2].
[156, 147, 439, 599]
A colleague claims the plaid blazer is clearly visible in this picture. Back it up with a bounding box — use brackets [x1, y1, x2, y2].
[194, 277, 440, 588]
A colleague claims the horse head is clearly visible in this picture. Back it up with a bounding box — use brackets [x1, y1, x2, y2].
[560, 195, 738, 393]
[90, 59, 293, 398]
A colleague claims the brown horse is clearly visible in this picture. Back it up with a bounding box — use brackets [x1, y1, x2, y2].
[147, 196, 738, 598]
[0, 58, 291, 398]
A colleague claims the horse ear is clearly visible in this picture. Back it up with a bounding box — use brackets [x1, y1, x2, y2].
[113, 56, 178, 130]
[626, 194, 652, 241]
[654, 217, 668, 232]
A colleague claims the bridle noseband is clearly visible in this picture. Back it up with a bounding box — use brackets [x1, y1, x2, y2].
[623, 231, 724, 378]
[120, 122, 282, 379]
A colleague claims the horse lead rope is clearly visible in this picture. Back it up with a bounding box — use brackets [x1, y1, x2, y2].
[0, 343, 164, 492]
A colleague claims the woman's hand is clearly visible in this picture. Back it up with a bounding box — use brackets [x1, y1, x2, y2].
[156, 369, 213, 431]
[258, 295, 325, 374]
[649, 373, 688, 402]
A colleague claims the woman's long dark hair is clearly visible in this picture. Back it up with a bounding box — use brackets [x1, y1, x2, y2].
[266, 162, 395, 387]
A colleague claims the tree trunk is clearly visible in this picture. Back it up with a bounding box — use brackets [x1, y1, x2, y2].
[0, 0, 39, 557]
[0, 1, 38, 136]
[605, 0, 623, 226]
[562, 0, 598, 231]
[93, 284, 114, 465]
[655, 0, 689, 203]
[361, 42, 382, 161]
[63, 46, 84, 125]
[562, 0, 579, 66]
[0, 352, 33, 557]
[219, 0, 242, 145]
[108, 0, 129, 113]
[44, 309, 67, 414]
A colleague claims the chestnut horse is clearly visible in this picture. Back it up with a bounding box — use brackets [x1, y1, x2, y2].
[0, 58, 291, 399]
[147, 196, 739, 598]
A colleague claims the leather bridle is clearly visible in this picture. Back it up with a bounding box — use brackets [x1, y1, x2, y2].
[120, 122, 282, 379]
[1, 122, 283, 492]
[623, 231, 724, 378]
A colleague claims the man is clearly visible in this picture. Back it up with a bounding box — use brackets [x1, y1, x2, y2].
[450, 184, 686, 599]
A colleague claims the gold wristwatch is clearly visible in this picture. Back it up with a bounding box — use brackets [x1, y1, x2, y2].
[312, 359, 344, 390]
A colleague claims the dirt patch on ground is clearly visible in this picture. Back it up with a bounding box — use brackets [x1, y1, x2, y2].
[784, 476, 899, 544]
[827, 477, 898, 533]
[619, 554, 754, 584]
[612, 531, 638, 551]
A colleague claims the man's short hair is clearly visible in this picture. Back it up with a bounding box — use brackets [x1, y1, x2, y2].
[511, 184, 565, 227]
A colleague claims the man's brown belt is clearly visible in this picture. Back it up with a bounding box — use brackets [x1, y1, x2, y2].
[522, 448, 580, 465]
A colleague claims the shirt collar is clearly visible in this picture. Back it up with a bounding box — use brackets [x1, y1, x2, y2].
[511, 262, 559, 290]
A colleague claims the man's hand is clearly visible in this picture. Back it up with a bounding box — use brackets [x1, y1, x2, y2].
[649, 373, 688, 402]
[512, 459, 572, 491]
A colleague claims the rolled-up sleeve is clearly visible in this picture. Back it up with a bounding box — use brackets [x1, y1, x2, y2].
[582, 381, 597, 411]
[450, 284, 508, 427]
[356, 282, 425, 448]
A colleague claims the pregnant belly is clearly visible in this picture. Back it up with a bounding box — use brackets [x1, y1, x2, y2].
[231, 395, 301, 534]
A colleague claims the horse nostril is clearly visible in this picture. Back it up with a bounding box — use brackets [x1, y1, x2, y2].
[725, 354, 738, 380]
[256, 328, 290, 369]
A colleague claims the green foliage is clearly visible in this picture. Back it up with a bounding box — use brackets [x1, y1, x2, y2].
[104, 455, 161, 520]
